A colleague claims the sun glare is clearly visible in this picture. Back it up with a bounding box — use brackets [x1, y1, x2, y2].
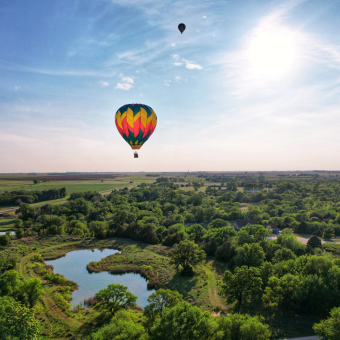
[247, 31, 297, 78]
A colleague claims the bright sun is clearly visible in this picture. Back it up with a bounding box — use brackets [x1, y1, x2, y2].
[247, 31, 297, 78]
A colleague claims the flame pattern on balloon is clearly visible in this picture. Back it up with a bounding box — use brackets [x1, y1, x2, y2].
[115, 104, 157, 150]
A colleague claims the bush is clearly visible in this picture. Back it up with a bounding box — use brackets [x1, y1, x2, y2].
[307, 235, 322, 248]
[0, 235, 11, 247]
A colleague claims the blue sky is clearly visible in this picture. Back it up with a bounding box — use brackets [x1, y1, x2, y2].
[1, 0, 340, 172]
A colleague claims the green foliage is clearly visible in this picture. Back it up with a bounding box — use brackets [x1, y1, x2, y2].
[234, 243, 265, 268]
[313, 307, 340, 340]
[218, 313, 271, 340]
[86, 310, 148, 340]
[277, 233, 306, 254]
[95, 284, 137, 315]
[52, 293, 71, 311]
[150, 302, 218, 340]
[323, 226, 336, 239]
[0, 234, 11, 247]
[0, 270, 44, 308]
[170, 240, 206, 275]
[0, 296, 40, 340]
[21, 278, 44, 308]
[31, 254, 44, 263]
[307, 235, 322, 248]
[222, 266, 262, 309]
[144, 288, 183, 319]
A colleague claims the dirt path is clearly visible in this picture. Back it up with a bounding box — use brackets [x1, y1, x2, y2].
[202, 262, 226, 311]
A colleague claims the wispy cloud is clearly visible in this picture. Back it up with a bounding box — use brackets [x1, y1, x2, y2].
[0, 59, 117, 78]
[99, 81, 109, 87]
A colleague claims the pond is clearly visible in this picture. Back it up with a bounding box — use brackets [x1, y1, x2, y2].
[46, 249, 155, 309]
[0, 231, 14, 235]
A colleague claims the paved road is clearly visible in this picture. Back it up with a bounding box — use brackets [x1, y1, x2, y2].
[268, 234, 340, 245]
[283, 336, 319, 340]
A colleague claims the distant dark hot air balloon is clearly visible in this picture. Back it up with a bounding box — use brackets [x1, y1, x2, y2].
[115, 104, 157, 158]
[178, 23, 186, 34]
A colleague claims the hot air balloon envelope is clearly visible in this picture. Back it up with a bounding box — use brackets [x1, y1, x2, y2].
[178, 23, 186, 34]
[115, 104, 157, 150]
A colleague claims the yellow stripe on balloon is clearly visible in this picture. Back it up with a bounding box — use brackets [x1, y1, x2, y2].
[120, 111, 127, 124]
[126, 108, 134, 128]
[116, 110, 123, 129]
[152, 112, 156, 127]
[133, 111, 141, 122]
[140, 107, 147, 128]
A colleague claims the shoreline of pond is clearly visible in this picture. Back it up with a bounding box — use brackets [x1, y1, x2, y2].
[45, 248, 156, 309]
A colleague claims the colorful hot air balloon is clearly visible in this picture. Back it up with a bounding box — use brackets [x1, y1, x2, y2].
[178, 23, 186, 34]
[115, 104, 157, 157]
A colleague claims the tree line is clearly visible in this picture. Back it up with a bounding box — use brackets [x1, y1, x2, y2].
[0, 188, 67, 206]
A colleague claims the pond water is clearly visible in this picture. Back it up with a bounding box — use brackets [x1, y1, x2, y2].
[0, 231, 14, 235]
[46, 249, 155, 309]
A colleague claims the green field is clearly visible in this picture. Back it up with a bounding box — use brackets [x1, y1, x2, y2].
[0, 174, 158, 195]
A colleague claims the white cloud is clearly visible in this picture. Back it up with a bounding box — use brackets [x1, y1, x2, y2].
[172, 54, 180, 60]
[186, 63, 203, 70]
[14, 86, 20, 90]
[115, 75, 134, 90]
[203, 16, 206, 18]
[115, 83, 133, 90]
[121, 77, 134, 84]
[180, 58, 203, 70]
[164, 83, 170, 86]
[99, 81, 109, 87]
[171, 43, 175, 47]
[174, 62, 182, 66]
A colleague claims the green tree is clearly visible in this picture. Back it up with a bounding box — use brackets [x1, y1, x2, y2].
[150, 302, 218, 340]
[313, 307, 340, 340]
[222, 266, 262, 309]
[307, 235, 322, 248]
[144, 289, 182, 319]
[234, 243, 265, 268]
[227, 182, 238, 191]
[193, 182, 201, 191]
[170, 240, 206, 275]
[272, 248, 296, 263]
[0, 270, 22, 297]
[208, 218, 229, 229]
[0, 296, 40, 340]
[187, 224, 206, 243]
[95, 284, 137, 315]
[21, 278, 44, 308]
[86, 310, 148, 340]
[241, 225, 270, 242]
[218, 313, 271, 340]
[323, 227, 335, 240]
[0, 235, 11, 247]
